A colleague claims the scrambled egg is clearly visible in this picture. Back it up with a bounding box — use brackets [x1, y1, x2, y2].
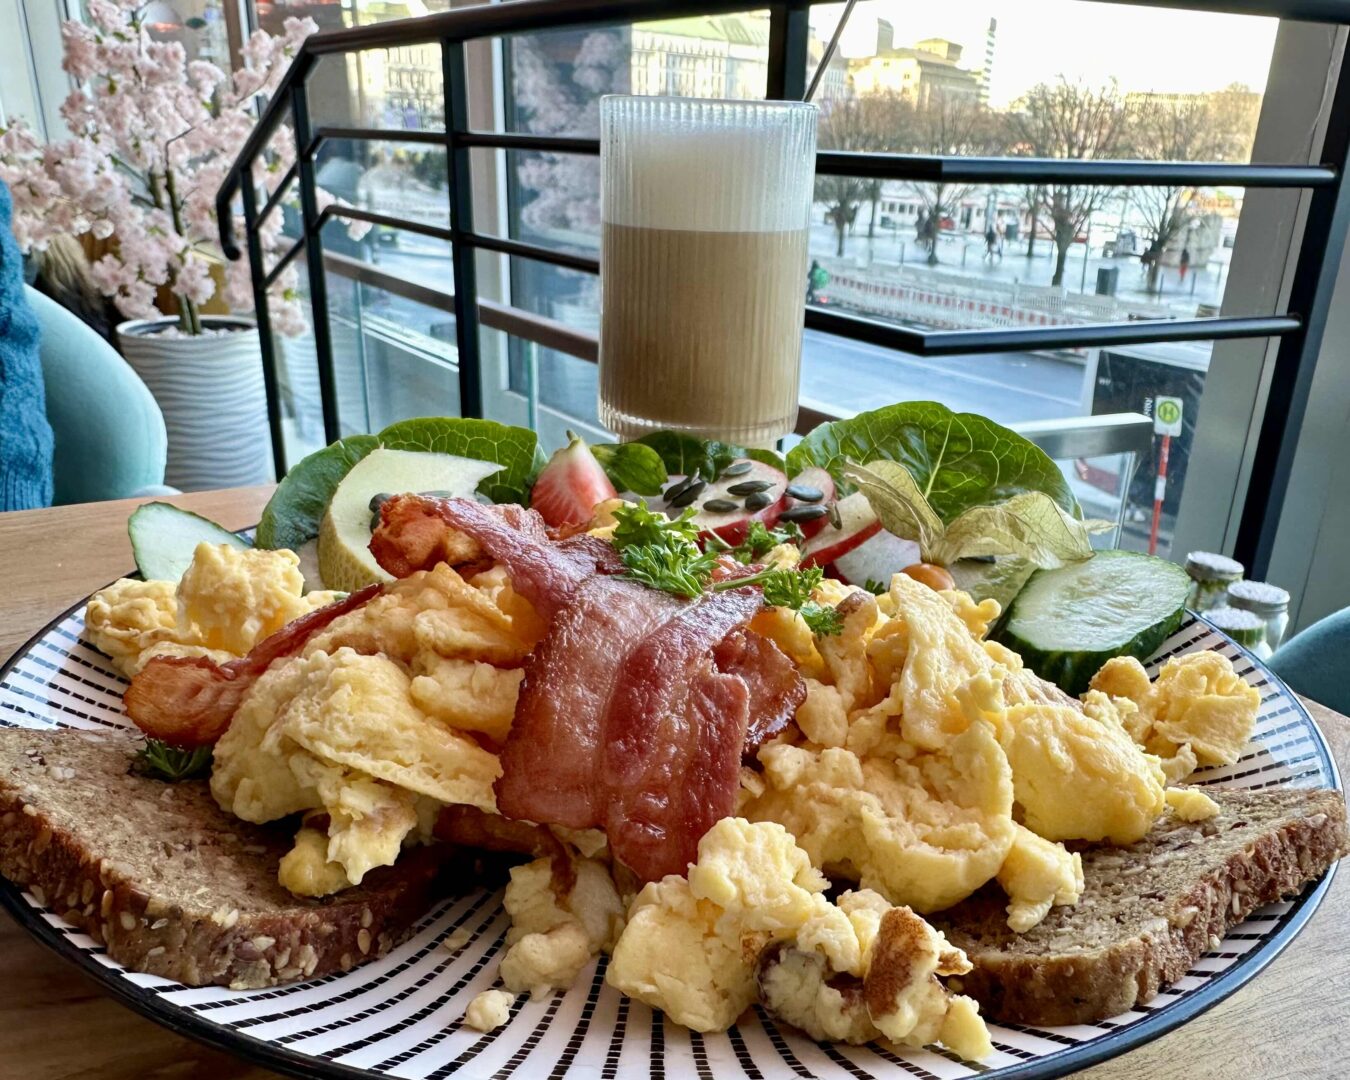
[464, 989, 516, 1032]
[498, 855, 625, 996]
[745, 724, 1015, 914]
[209, 560, 543, 895]
[86, 543, 338, 676]
[213, 647, 500, 894]
[996, 825, 1084, 933]
[1091, 653, 1259, 780]
[743, 569, 1176, 931]
[997, 700, 1166, 845]
[607, 818, 990, 1059]
[1165, 786, 1221, 821]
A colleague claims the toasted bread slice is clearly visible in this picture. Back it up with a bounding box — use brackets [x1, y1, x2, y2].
[934, 786, 1348, 1026]
[0, 727, 451, 989]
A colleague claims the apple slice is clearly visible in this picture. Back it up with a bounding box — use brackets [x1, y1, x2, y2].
[784, 466, 836, 539]
[661, 459, 789, 546]
[832, 528, 923, 587]
[799, 492, 882, 568]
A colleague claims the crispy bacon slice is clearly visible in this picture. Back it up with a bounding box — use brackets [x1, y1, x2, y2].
[370, 495, 622, 618]
[715, 627, 807, 752]
[597, 587, 764, 880]
[496, 575, 687, 829]
[496, 583, 784, 882]
[122, 585, 382, 748]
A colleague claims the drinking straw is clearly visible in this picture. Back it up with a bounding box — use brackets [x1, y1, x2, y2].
[804, 0, 860, 102]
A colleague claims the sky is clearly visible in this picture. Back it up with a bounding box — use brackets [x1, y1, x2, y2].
[809, 0, 1279, 106]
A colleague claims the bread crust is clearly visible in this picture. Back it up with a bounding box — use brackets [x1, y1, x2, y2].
[0, 730, 452, 989]
[937, 788, 1348, 1026]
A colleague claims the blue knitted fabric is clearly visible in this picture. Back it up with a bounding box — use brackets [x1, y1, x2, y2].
[0, 180, 53, 510]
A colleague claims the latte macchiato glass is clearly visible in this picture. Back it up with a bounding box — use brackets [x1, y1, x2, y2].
[598, 96, 818, 445]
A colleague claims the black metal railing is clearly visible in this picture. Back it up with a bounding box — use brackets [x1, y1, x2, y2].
[217, 0, 1350, 578]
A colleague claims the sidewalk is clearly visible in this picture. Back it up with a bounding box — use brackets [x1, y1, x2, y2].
[809, 223, 1227, 319]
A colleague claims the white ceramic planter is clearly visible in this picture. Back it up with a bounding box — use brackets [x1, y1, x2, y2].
[116, 315, 274, 491]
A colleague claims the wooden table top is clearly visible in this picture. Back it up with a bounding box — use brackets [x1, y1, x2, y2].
[0, 487, 1345, 1080]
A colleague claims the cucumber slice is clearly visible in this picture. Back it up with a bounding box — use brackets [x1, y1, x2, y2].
[128, 502, 251, 583]
[994, 550, 1190, 695]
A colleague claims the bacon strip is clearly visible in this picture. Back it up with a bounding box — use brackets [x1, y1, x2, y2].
[122, 585, 382, 748]
[370, 495, 622, 617]
[597, 587, 764, 880]
[715, 628, 807, 752]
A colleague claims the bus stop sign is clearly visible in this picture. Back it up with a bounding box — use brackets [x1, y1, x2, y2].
[1154, 396, 1183, 437]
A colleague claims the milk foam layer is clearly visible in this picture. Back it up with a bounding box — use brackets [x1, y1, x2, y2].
[600, 96, 818, 233]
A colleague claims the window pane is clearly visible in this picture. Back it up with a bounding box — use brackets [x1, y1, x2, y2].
[141, 0, 232, 68]
[503, 13, 771, 138]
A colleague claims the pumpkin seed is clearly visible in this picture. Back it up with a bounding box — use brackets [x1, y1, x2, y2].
[744, 491, 774, 511]
[703, 498, 740, 513]
[719, 461, 753, 479]
[828, 500, 842, 529]
[668, 479, 706, 508]
[726, 480, 773, 496]
[369, 511, 383, 533]
[785, 484, 824, 503]
[779, 504, 829, 524]
[368, 492, 393, 513]
[664, 476, 696, 502]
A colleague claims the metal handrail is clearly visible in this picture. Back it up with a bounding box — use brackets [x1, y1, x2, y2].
[320, 249, 1153, 454]
[216, 0, 1350, 578]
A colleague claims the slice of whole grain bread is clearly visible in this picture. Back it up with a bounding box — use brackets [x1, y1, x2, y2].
[0, 727, 452, 989]
[933, 786, 1348, 1026]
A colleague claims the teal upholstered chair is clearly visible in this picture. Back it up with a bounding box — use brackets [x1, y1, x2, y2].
[25, 286, 174, 504]
[1268, 608, 1350, 717]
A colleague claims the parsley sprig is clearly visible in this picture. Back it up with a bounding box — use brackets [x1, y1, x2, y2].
[729, 519, 805, 564]
[609, 503, 843, 634]
[726, 564, 845, 636]
[134, 739, 213, 781]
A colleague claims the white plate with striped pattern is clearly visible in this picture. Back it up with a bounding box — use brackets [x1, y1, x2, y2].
[0, 603, 1339, 1080]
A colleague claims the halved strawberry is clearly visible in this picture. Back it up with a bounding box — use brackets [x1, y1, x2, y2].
[529, 431, 618, 528]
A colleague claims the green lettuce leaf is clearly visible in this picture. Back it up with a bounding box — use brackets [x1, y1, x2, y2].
[843, 459, 1097, 568]
[378, 417, 541, 505]
[255, 435, 379, 550]
[629, 432, 785, 482]
[590, 441, 668, 496]
[787, 401, 1080, 521]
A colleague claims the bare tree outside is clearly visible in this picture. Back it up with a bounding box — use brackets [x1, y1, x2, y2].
[815, 94, 898, 256]
[904, 91, 999, 264]
[1127, 85, 1261, 292]
[1009, 79, 1129, 286]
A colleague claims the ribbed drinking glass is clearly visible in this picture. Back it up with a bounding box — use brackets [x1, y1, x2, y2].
[598, 96, 819, 446]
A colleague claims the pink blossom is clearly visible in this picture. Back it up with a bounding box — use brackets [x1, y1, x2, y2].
[0, 13, 334, 334]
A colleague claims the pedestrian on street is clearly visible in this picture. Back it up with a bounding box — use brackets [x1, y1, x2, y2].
[1179, 247, 1191, 282]
[984, 226, 997, 261]
[806, 259, 828, 304]
[916, 211, 928, 243]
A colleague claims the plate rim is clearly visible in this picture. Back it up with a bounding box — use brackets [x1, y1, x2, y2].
[0, 593, 1341, 1080]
